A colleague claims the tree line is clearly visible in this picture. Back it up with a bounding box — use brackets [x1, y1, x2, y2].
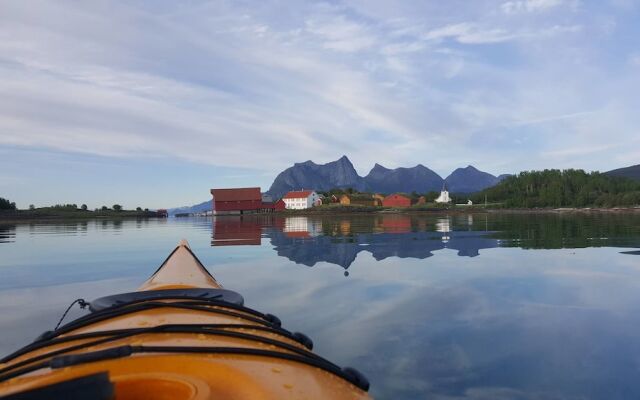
[0, 198, 150, 212]
[470, 169, 640, 208]
[0, 197, 16, 210]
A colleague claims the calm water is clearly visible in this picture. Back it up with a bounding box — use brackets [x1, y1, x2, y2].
[2, 212, 640, 399]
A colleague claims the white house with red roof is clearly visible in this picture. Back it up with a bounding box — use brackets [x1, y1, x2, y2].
[282, 190, 321, 210]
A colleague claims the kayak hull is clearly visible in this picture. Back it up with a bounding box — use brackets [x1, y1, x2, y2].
[0, 240, 370, 399]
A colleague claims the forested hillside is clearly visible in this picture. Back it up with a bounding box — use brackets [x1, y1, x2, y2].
[471, 169, 640, 208]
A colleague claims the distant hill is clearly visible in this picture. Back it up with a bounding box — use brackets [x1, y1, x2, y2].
[266, 156, 365, 199]
[168, 199, 210, 216]
[606, 164, 640, 181]
[363, 163, 444, 193]
[445, 165, 500, 193]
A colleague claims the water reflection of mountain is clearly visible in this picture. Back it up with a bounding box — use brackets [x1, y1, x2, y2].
[210, 213, 640, 272]
[211, 215, 501, 272]
[269, 230, 500, 271]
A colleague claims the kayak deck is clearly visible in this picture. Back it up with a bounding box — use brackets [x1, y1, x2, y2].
[0, 240, 370, 399]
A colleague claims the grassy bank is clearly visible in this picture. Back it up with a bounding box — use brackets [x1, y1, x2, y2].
[275, 203, 640, 216]
[276, 203, 486, 215]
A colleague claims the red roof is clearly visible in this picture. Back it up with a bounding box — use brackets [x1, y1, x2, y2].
[211, 187, 261, 201]
[282, 190, 313, 199]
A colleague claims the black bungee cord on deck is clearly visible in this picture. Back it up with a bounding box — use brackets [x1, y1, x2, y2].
[54, 298, 89, 331]
[3, 295, 370, 392]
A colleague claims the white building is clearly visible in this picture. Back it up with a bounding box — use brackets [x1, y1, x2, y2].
[435, 184, 451, 203]
[282, 190, 321, 210]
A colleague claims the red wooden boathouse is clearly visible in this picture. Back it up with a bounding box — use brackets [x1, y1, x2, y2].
[211, 187, 263, 215]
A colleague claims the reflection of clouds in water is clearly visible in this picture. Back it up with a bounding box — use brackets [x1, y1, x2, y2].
[211, 246, 640, 399]
[0, 278, 137, 353]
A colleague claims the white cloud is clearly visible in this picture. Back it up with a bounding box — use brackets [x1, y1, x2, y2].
[0, 0, 637, 187]
[509, 109, 597, 126]
[542, 143, 619, 158]
[305, 14, 377, 52]
[501, 0, 565, 14]
[421, 22, 580, 44]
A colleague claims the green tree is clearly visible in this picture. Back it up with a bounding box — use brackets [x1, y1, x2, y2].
[113, 204, 122, 211]
[81, 204, 88, 211]
[136, 207, 142, 211]
[424, 191, 440, 202]
[29, 204, 35, 210]
[0, 197, 17, 210]
[101, 206, 109, 211]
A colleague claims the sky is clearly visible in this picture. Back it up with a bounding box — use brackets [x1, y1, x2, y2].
[1, 0, 639, 209]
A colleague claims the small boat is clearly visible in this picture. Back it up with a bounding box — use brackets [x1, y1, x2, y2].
[0, 240, 370, 399]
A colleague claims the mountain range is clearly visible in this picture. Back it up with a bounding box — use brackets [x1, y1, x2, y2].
[169, 159, 640, 214]
[266, 156, 366, 197]
[169, 156, 506, 214]
[266, 156, 506, 198]
[606, 164, 640, 181]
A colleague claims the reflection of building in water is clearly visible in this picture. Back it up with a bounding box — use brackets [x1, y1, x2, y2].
[435, 217, 451, 242]
[211, 216, 262, 246]
[377, 214, 411, 233]
[283, 217, 322, 237]
[340, 220, 351, 236]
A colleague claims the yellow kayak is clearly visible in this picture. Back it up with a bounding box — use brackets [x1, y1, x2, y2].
[0, 240, 371, 399]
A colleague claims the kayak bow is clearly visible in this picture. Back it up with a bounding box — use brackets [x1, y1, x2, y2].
[0, 240, 371, 399]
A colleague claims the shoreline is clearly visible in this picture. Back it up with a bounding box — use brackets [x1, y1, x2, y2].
[2, 206, 639, 224]
[0, 210, 164, 224]
[273, 206, 640, 216]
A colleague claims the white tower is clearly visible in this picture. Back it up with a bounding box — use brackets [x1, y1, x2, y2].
[435, 183, 451, 203]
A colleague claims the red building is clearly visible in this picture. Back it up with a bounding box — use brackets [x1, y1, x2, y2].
[211, 187, 263, 215]
[382, 193, 411, 208]
[274, 199, 286, 211]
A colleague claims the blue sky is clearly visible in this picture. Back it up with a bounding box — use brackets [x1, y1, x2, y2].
[1, 0, 639, 209]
